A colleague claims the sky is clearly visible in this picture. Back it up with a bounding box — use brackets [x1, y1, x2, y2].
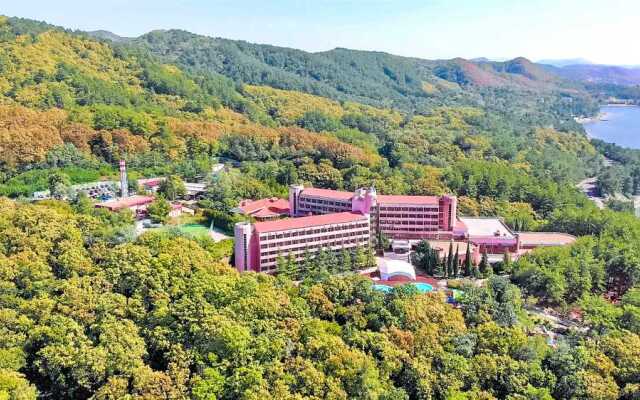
[3, 0, 639, 65]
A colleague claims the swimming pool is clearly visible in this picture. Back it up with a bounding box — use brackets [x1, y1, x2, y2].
[372, 284, 393, 293]
[413, 282, 434, 293]
[372, 282, 434, 293]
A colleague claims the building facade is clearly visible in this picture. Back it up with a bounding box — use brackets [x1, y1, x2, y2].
[289, 185, 458, 240]
[234, 212, 370, 272]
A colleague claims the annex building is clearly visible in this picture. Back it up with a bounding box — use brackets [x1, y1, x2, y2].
[234, 185, 575, 272]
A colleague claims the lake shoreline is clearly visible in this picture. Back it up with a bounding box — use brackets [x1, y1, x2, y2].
[576, 111, 608, 124]
[581, 105, 640, 149]
[576, 104, 640, 124]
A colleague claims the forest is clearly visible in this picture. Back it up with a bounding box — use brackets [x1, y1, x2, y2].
[2, 198, 639, 400]
[0, 15, 639, 399]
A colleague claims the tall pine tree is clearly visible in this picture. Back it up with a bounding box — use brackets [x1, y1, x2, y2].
[479, 247, 489, 276]
[464, 242, 473, 277]
[446, 241, 454, 276]
[339, 248, 352, 273]
[354, 246, 367, 271]
[276, 253, 289, 278]
[452, 245, 460, 277]
[287, 252, 298, 279]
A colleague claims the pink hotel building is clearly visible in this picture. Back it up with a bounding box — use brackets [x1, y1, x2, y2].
[235, 185, 460, 272]
[234, 185, 576, 272]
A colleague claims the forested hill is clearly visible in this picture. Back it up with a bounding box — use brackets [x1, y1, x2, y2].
[0, 15, 610, 200]
[123, 29, 592, 111]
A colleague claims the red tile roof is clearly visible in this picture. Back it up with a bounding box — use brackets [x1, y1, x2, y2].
[254, 212, 367, 233]
[238, 198, 290, 218]
[96, 195, 154, 211]
[377, 194, 439, 205]
[138, 178, 164, 187]
[517, 232, 577, 246]
[300, 188, 354, 200]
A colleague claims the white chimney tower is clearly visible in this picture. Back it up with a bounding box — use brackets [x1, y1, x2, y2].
[119, 160, 128, 198]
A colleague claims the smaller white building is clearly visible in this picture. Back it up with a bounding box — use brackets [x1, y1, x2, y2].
[378, 258, 416, 281]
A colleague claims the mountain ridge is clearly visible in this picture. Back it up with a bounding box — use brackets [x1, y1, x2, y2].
[15, 17, 639, 90]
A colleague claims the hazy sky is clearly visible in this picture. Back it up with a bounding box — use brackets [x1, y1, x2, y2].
[4, 0, 639, 65]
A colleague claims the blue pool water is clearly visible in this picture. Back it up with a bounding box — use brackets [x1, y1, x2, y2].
[372, 282, 434, 293]
[413, 283, 434, 293]
[372, 284, 393, 293]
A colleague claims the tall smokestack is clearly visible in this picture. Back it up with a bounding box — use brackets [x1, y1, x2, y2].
[119, 159, 128, 198]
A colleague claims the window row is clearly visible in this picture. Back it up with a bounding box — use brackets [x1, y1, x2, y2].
[381, 226, 440, 232]
[260, 241, 369, 266]
[260, 238, 369, 257]
[259, 223, 369, 240]
[378, 213, 439, 219]
[379, 206, 439, 212]
[299, 197, 351, 207]
[379, 220, 440, 226]
[299, 205, 350, 214]
[260, 230, 370, 248]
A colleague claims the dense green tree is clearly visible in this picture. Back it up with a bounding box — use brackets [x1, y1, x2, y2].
[158, 175, 186, 201]
[147, 195, 171, 223]
[353, 246, 368, 271]
[479, 248, 490, 276]
[296, 110, 342, 132]
[48, 171, 71, 199]
[339, 248, 352, 273]
[412, 240, 433, 275]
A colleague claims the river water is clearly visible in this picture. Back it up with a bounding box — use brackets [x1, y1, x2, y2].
[583, 105, 640, 149]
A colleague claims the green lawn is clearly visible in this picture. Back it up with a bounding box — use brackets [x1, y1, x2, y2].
[173, 223, 211, 237]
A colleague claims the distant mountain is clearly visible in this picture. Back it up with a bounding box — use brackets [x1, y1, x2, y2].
[487, 57, 557, 83]
[86, 29, 129, 42]
[537, 58, 593, 67]
[552, 64, 640, 86]
[125, 29, 583, 111]
[470, 57, 509, 63]
[1, 16, 597, 112]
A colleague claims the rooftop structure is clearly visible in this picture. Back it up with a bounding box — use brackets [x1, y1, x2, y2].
[95, 195, 154, 212]
[234, 197, 290, 221]
[138, 177, 164, 192]
[184, 182, 207, 198]
[517, 232, 576, 248]
[378, 258, 416, 281]
[458, 217, 515, 239]
[458, 217, 518, 255]
[297, 187, 355, 201]
[253, 211, 366, 233]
